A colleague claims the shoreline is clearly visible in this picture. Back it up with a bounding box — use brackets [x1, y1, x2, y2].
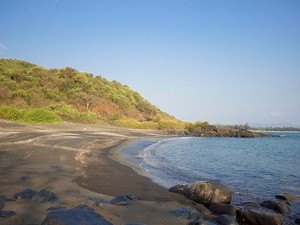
[0, 120, 190, 225]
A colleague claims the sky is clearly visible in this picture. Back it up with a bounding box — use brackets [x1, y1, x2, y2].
[1, 0, 300, 126]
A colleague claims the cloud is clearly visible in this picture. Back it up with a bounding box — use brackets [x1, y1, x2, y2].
[0, 43, 7, 55]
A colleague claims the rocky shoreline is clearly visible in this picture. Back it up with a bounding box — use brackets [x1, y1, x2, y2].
[0, 120, 298, 225]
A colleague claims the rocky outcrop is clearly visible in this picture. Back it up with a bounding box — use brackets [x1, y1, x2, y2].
[41, 205, 112, 225]
[236, 208, 283, 225]
[169, 181, 232, 205]
[260, 200, 291, 214]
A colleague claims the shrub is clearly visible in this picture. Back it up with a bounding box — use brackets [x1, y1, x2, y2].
[22, 108, 62, 123]
[0, 105, 23, 120]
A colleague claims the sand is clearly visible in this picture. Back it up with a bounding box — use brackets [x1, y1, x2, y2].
[0, 120, 191, 225]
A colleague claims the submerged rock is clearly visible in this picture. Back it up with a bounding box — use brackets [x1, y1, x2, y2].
[209, 202, 236, 216]
[32, 189, 60, 203]
[169, 181, 232, 205]
[275, 193, 299, 201]
[41, 205, 112, 225]
[236, 208, 283, 225]
[0, 210, 16, 220]
[260, 200, 291, 214]
[14, 188, 37, 200]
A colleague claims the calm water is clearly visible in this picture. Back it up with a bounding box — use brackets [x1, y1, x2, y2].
[120, 133, 300, 222]
[139, 133, 300, 202]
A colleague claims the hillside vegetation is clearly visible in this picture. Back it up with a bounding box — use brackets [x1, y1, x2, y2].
[0, 58, 185, 128]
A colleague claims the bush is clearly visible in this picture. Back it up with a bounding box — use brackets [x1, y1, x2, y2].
[0, 105, 62, 123]
[111, 118, 158, 129]
[49, 104, 81, 121]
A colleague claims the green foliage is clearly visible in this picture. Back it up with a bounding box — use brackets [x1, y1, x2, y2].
[0, 105, 62, 123]
[0, 58, 181, 128]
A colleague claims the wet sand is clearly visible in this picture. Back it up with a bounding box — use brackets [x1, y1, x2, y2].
[0, 120, 190, 225]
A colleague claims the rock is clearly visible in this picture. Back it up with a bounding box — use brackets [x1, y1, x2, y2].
[236, 202, 259, 209]
[209, 203, 236, 216]
[275, 193, 299, 201]
[216, 214, 238, 225]
[295, 218, 300, 224]
[47, 206, 65, 211]
[260, 200, 291, 214]
[110, 195, 131, 206]
[169, 181, 232, 205]
[195, 204, 212, 216]
[169, 207, 203, 221]
[14, 188, 37, 200]
[41, 205, 112, 225]
[32, 189, 60, 203]
[0, 210, 16, 220]
[236, 208, 283, 225]
[125, 195, 138, 201]
[169, 184, 189, 196]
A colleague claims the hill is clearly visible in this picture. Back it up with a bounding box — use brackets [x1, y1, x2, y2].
[0, 58, 185, 129]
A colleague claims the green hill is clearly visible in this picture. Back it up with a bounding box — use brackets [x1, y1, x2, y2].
[0, 58, 185, 129]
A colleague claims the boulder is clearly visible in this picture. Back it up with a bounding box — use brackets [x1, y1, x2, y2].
[169, 181, 232, 205]
[216, 214, 238, 225]
[41, 205, 112, 225]
[0, 210, 16, 220]
[209, 203, 236, 216]
[110, 195, 131, 206]
[14, 188, 37, 200]
[194, 204, 212, 216]
[260, 200, 291, 214]
[275, 193, 299, 201]
[236, 208, 283, 225]
[168, 184, 189, 196]
[32, 189, 60, 203]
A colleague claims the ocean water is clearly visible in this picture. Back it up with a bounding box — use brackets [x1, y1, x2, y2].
[120, 132, 300, 222]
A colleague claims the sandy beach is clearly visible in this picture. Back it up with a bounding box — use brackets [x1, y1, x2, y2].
[0, 120, 191, 225]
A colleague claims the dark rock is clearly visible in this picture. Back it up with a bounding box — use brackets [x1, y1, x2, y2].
[260, 200, 291, 214]
[169, 207, 203, 221]
[14, 188, 37, 200]
[169, 181, 232, 205]
[32, 189, 60, 203]
[236, 202, 259, 209]
[275, 193, 299, 201]
[209, 203, 236, 216]
[110, 195, 131, 206]
[216, 214, 238, 225]
[125, 195, 138, 201]
[0, 210, 16, 220]
[47, 206, 65, 211]
[236, 208, 283, 225]
[295, 218, 300, 224]
[41, 205, 112, 225]
[195, 204, 212, 216]
[168, 184, 189, 196]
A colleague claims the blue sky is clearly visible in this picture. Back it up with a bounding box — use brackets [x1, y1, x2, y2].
[1, 0, 300, 126]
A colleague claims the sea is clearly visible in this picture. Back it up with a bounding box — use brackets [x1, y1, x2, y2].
[119, 132, 300, 223]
